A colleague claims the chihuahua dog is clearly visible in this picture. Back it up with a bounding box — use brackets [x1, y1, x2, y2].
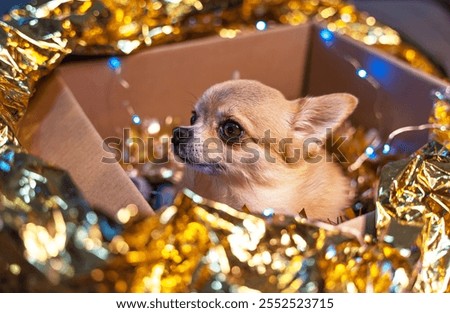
[172, 80, 357, 221]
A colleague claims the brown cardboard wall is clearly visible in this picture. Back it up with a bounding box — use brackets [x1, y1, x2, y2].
[58, 24, 311, 139]
[307, 25, 449, 154]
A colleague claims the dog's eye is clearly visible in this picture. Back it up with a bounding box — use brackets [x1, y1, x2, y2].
[190, 111, 198, 125]
[219, 120, 244, 143]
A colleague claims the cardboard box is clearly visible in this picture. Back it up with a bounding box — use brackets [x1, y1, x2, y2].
[16, 23, 449, 233]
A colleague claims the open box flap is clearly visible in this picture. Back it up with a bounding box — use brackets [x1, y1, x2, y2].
[17, 74, 153, 216]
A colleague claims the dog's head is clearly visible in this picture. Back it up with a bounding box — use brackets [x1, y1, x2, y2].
[172, 80, 357, 181]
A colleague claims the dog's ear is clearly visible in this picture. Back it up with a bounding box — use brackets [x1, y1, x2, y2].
[291, 93, 358, 140]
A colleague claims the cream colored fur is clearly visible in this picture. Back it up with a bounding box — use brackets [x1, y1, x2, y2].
[175, 80, 358, 221]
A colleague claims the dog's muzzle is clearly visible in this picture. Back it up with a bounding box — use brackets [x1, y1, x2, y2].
[172, 126, 223, 174]
[171, 127, 192, 145]
[172, 127, 193, 160]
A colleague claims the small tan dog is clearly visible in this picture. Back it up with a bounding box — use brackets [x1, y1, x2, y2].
[172, 80, 357, 221]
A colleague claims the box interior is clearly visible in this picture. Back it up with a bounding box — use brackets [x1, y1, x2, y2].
[307, 26, 448, 153]
[17, 23, 449, 227]
[55, 23, 312, 139]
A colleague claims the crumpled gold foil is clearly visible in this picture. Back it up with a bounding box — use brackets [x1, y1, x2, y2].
[0, 17, 70, 133]
[377, 90, 450, 293]
[4, 0, 242, 56]
[0, 1, 112, 290]
[0, 119, 19, 148]
[0, 0, 110, 134]
[429, 88, 450, 149]
[376, 140, 450, 292]
[0, 144, 120, 291]
[90, 190, 418, 293]
[3, 0, 444, 70]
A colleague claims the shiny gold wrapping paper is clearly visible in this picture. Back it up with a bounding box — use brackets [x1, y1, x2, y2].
[0, 119, 19, 147]
[0, 144, 118, 290]
[0, 0, 449, 293]
[0, 0, 109, 136]
[376, 141, 450, 292]
[0, 16, 71, 133]
[93, 190, 417, 293]
[429, 89, 450, 149]
[376, 93, 450, 293]
[4, 0, 242, 56]
[3, 0, 444, 71]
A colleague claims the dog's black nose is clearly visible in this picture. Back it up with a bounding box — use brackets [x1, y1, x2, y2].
[172, 127, 192, 145]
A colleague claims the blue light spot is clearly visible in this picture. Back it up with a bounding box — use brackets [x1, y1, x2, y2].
[108, 57, 121, 71]
[2, 150, 14, 162]
[256, 20, 267, 31]
[153, 184, 176, 210]
[132, 114, 141, 125]
[367, 57, 392, 84]
[263, 208, 274, 218]
[0, 160, 11, 172]
[325, 245, 336, 259]
[319, 29, 334, 44]
[382, 144, 391, 154]
[365, 146, 377, 159]
[98, 218, 123, 241]
[356, 68, 368, 79]
[86, 212, 98, 225]
[381, 261, 391, 273]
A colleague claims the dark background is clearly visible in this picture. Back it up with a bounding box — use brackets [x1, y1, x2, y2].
[0, 0, 27, 13]
[1, 0, 449, 76]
